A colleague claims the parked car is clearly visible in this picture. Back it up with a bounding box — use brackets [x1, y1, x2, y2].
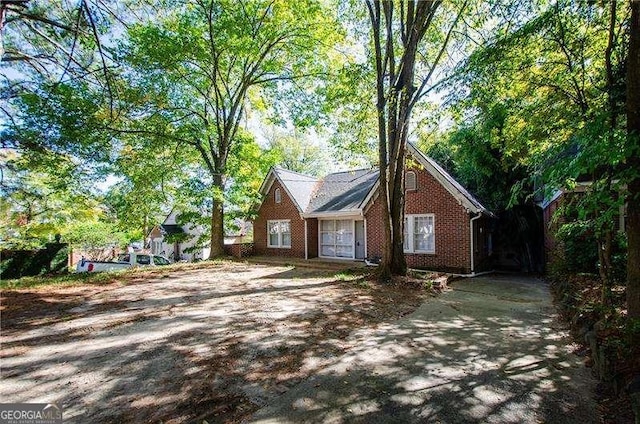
[76, 253, 171, 273]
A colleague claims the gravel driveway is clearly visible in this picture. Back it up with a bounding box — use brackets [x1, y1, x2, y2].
[250, 274, 598, 423]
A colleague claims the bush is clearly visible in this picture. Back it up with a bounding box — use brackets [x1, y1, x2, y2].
[551, 222, 627, 283]
[0, 243, 69, 279]
[555, 220, 598, 274]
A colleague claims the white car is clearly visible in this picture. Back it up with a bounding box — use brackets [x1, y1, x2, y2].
[76, 253, 171, 273]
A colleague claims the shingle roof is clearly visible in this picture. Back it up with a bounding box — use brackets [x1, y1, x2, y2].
[306, 169, 379, 214]
[272, 168, 319, 212]
[160, 224, 185, 235]
[261, 143, 492, 217]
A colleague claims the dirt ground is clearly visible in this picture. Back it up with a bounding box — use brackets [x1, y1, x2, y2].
[0, 262, 427, 423]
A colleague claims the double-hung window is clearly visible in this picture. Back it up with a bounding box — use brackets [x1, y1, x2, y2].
[403, 214, 435, 254]
[267, 220, 291, 248]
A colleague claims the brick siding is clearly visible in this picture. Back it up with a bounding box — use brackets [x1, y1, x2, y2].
[224, 243, 254, 258]
[253, 180, 306, 258]
[365, 164, 473, 273]
[307, 218, 318, 258]
[255, 164, 491, 273]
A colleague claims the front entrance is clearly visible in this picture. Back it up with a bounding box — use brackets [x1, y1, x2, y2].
[318, 218, 365, 260]
[355, 221, 365, 259]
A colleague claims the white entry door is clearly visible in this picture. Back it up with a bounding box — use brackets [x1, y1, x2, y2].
[355, 221, 365, 259]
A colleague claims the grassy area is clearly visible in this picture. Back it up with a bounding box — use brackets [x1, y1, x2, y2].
[0, 269, 128, 290]
[0, 259, 233, 290]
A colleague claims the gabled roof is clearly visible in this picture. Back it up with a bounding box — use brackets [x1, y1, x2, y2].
[305, 169, 379, 216]
[259, 167, 319, 213]
[258, 143, 492, 218]
[407, 143, 492, 216]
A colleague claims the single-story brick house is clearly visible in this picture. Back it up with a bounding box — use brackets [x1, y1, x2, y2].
[253, 143, 494, 274]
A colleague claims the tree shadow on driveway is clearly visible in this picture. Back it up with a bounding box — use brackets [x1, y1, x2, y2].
[248, 275, 598, 424]
[0, 262, 425, 423]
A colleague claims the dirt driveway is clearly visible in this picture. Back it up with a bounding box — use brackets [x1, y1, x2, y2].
[1, 262, 426, 423]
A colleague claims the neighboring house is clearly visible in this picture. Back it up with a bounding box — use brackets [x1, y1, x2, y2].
[224, 219, 253, 245]
[254, 143, 494, 274]
[147, 211, 210, 262]
[539, 182, 627, 267]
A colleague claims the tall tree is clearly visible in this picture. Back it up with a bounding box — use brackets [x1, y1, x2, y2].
[445, 0, 631, 291]
[626, 1, 640, 322]
[116, 0, 338, 259]
[266, 129, 331, 177]
[365, 0, 466, 279]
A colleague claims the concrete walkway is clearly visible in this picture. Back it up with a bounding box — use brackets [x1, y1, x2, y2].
[249, 274, 598, 423]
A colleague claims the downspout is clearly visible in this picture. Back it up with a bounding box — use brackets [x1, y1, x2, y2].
[470, 212, 483, 275]
[304, 219, 308, 260]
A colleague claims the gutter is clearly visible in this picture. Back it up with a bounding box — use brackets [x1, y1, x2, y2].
[469, 211, 483, 274]
[304, 220, 308, 260]
[302, 209, 364, 219]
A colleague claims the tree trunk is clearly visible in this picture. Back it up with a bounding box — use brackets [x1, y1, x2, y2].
[208, 176, 225, 259]
[378, 163, 393, 282]
[626, 1, 640, 322]
[598, 229, 613, 307]
[366, 0, 446, 280]
[389, 142, 407, 276]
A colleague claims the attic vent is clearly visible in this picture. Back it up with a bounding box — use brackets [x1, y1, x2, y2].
[406, 171, 417, 191]
[275, 188, 282, 203]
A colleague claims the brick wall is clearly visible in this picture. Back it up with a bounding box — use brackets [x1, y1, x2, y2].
[365, 164, 473, 273]
[224, 243, 254, 258]
[253, 180, 306, 258]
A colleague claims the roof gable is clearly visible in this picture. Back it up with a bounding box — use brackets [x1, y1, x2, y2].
[257, 144, 491, 218]
[407, 143, 491, 215]
[259, 167, 319, 213]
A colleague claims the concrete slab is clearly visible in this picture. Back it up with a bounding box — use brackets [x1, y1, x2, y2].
[249, 274, 597, 423]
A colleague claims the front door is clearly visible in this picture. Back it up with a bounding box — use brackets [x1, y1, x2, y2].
[355, 221, 365, 260]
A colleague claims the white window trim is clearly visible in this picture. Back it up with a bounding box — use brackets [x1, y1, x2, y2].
[403, 214, 435, 254]
[274, 188, 282, 203]
[406, 171, 417, 191]
[318, 218, 356, 260]
[267, 219, 291, 248]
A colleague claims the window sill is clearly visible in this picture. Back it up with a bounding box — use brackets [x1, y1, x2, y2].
[267, 245, 291, 249]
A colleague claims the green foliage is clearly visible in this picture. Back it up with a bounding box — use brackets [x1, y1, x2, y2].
[555, 220, 599, 275]
[552, 219, 627, 282]
[226, 130, 278, 222]
[62, 220, 127, 252]
[110, 0, 341, 254]
[0, 149, 104, 249]
[265, 130, 331, 177]
[444, 0, 630, 209]
[1, 244, 69, 279]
